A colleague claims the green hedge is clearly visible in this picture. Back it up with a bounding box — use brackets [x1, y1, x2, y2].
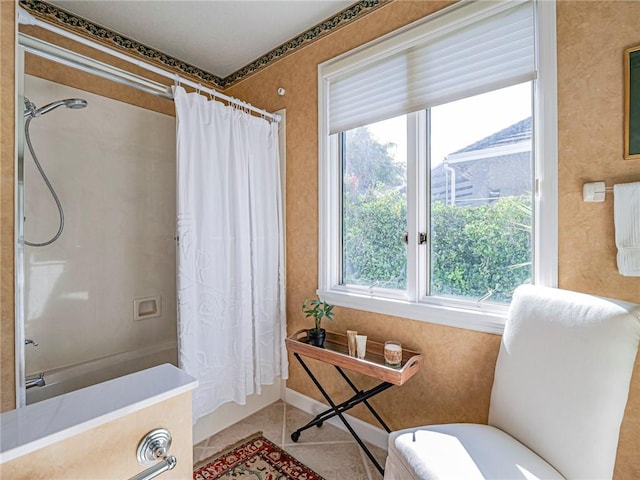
[343, 192, 531, 302]
[430, 195, 531, 303]
[343, 189, 407, 289]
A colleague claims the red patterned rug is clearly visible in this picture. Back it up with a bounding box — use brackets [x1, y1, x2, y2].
[193, 433, 325, 480]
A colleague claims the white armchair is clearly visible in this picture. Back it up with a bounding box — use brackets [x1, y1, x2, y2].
[384, 285, 640, 479]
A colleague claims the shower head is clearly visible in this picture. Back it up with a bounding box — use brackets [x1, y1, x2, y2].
[64, 99, 88, 109]
[36, 98, 88, 116]
[24, 97, 88, 118]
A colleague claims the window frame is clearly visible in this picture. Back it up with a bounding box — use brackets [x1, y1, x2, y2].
[318, 0, 557, 334]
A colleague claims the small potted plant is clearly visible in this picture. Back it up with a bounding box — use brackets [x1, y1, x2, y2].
[302, 297, 335, 347]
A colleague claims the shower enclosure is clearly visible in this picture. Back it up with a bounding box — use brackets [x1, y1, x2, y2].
[16, 47, 178, 406]
[23, 96, 87, 248]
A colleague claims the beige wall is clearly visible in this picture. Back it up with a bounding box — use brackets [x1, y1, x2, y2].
[227, 0, 499, 434]
[1, 0, 16, 413]
[556, 2, 640, 301]
[2, 0, 640, 477]
[556, 3, 640, 477]
[1, 392, 193, 480]
[226, 1, 640, 477]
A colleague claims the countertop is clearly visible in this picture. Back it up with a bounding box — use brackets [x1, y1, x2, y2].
[0, 363, 197, 463]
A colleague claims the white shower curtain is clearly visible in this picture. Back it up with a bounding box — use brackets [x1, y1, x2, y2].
[173, 86, 287, 422]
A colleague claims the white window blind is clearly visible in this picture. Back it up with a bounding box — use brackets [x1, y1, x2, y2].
[326, 0, 536, 135]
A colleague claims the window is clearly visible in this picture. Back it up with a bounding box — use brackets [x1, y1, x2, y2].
[319, 0, 557, 333]
[342, 115, 408, 292]
[428, 83, 533, 304]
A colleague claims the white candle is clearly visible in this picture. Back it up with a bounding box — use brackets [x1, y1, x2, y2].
[384, 341, 402, 366]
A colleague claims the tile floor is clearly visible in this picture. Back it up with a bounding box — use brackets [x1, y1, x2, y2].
[193, 400, 387, 480]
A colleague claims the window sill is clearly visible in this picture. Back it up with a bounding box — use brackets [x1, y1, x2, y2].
[317, 289, 506, 335]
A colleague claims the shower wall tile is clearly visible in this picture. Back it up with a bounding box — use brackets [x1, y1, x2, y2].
[23, 75, 177, 374]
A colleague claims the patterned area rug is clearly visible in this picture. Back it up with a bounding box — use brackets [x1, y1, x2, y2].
[193, 432, 325, 479]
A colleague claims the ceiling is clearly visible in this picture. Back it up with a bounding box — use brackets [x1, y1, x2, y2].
[47, 1, 354, 78]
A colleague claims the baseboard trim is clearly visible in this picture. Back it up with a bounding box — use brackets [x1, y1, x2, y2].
[193, 380, 283, 445]
[284, 387, 389, 451]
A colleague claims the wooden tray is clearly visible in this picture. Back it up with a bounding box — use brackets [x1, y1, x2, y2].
[285, 329, 423, 386]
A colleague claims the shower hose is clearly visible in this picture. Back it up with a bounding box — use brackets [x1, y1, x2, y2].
[24, 115, 65, 247]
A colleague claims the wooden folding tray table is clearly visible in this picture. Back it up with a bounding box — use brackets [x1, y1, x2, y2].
[285, 329, 424, 475]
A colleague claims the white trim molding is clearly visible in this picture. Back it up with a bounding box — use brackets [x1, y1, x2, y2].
[533, 0, 559, 289]
[194, 380, 284, 445]
[318, 289, 507, 335]
[285, 387, 389, 451]
[317, 0, 558, 335]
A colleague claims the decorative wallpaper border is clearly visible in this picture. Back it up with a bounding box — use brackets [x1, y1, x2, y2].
[223, 0, 389, 87]
[19, 0, 225, 88]
[19, 0, 389, 90]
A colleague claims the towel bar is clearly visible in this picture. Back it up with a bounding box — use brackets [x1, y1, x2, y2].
[128, 455, 177, 480]
[583, 181, 613, 202]
[583, 180, 640, 202]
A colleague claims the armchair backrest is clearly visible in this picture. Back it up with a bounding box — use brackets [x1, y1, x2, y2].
[489, 285, 640, 479]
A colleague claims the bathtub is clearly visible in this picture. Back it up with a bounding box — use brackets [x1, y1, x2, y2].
[26, 341, 178, 405]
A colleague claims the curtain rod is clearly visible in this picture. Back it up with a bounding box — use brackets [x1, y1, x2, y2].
[19, 33, 175, 100]
[17, 8, 281, 122]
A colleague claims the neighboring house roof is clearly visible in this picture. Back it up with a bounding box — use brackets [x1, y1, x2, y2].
[452, 117, 532, 155]
[432, 116, 533, 206]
